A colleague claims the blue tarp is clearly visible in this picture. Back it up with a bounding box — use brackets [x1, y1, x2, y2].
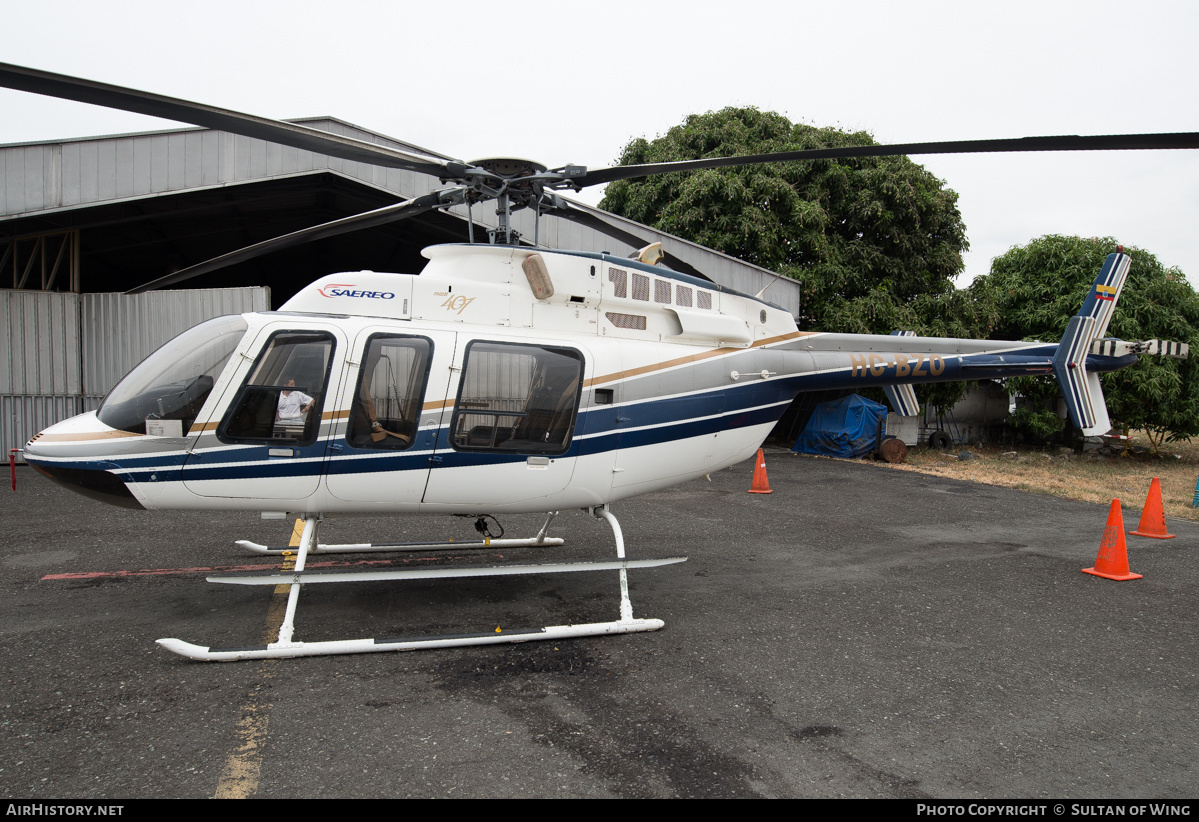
[792, 394, 887, 459]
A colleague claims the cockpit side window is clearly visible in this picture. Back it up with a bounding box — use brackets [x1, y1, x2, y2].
[450, 342, 583, 454]
[346, 335, 432, 450]
[218, 331, 335, 446]
[97, 315, 248, 436]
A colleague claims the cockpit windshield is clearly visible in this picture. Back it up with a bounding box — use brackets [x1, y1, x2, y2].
[97, 315, 249, 435]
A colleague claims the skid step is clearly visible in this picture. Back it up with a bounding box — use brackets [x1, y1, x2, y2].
[208, 556, 687, 586]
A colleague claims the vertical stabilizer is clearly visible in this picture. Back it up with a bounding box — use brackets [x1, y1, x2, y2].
[1052, 251, 1131, 436]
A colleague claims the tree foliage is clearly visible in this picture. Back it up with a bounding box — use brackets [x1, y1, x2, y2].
[599, 107, 994, 407]
[599, 107, 989, 335]
[972, 235, 1199, 446]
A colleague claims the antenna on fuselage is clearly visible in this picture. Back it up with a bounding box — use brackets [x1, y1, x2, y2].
[754, 269, 791, 300]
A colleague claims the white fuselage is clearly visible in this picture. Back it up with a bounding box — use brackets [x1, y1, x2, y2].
[24, 245, 801, 514]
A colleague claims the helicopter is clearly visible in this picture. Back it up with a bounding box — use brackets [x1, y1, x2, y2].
[3, 62, 1194, 662]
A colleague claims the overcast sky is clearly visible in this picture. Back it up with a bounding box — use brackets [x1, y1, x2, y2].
[2, 0, 1197, 288]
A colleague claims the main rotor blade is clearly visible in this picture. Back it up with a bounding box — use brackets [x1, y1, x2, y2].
[575, 131, 1199, 187]
[0, 62, 454, 177]
[126, 193, 444, 294]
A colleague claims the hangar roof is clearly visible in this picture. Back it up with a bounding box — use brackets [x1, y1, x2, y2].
[0, 118, 801, 314]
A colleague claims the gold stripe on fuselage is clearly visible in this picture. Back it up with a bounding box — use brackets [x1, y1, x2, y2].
[32, 429, 146, 443]
[584, 330, 814, 388]
[185, 331, 816, 426]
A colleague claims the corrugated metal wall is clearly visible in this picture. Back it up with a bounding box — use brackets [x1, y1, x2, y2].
[0, 290, 81, 395]
[81, 288, 269, 404]
[3, 394, 84, 454]
[0, 124, 442, 221]
[3, 287, 269, 460]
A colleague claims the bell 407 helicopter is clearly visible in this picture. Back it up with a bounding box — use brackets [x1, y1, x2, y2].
[3, 62, 1194, 661]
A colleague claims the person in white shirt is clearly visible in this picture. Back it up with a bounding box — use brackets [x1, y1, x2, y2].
[277, 379, 314, 423]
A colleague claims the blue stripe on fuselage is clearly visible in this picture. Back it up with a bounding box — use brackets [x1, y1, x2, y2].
[32, 343, 1134, 485]
[64, 383, 788, 483]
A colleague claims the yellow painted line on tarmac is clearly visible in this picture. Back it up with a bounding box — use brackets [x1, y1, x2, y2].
[212, 518, 304, 799]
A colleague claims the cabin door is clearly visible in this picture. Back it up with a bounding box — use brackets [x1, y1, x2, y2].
[324, 328, 453, 506]
[182, 324, 345, 501]
[420, 337, 585, 509]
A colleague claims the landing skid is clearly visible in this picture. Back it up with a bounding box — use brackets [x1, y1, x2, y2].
[157, 507, 684, 661]
[235, 513, 563, 554]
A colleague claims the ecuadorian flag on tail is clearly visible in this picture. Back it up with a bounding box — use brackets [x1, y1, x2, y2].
[1079, 252, 1131, 339]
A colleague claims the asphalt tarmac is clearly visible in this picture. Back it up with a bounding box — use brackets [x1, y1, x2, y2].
[2, 449, 1197, 799]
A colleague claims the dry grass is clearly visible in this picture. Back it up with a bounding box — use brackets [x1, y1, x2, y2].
[876, 438, 1199, 522]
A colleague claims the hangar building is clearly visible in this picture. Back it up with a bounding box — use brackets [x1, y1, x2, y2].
[1, 119, 802, 455]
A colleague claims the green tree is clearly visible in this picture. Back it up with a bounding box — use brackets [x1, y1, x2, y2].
[599, 107, 996, 407]
[973, 235, 1199, 450]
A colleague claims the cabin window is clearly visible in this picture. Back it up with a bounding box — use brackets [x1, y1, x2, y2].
[219, 330, 335, 445]
[345, 334, 431, 450]
[450, 341, 583, 454]
[97, 315, 248, 436]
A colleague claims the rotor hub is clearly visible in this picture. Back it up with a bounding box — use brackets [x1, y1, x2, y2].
[470, 157, 547, 178]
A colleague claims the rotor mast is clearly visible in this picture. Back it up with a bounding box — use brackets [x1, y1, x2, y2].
[461, 157, 563, 246]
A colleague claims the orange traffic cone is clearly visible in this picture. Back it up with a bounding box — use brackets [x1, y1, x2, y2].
[1129, 477, 1176, 539]
[1082, 500, 1143, 581]
[748, 448, 773, 494]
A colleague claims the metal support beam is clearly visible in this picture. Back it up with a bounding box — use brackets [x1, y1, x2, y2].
[3, 229, 80, 292]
